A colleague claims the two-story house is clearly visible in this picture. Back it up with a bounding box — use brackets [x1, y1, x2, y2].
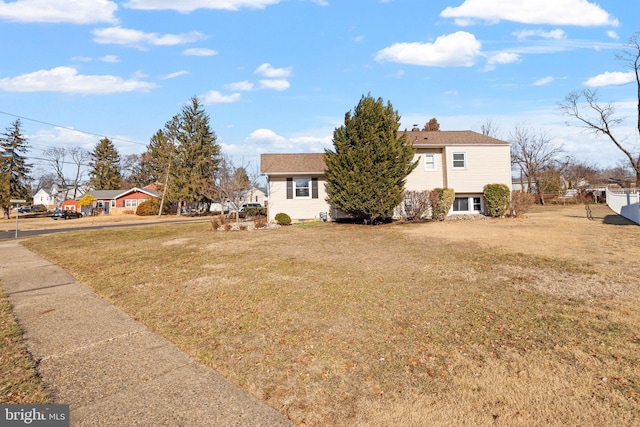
[260, 130, 512, 222]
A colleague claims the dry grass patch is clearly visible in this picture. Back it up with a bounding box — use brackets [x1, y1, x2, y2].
[0, 289, 50, 404]
[19, 205, 640, 426]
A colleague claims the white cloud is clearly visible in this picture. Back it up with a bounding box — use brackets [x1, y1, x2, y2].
[99, 55, 119, 63]
[607, 31, 619, 40]
[123, 0, 281, 13]
[0, 67, 157, 94]
[0, 0, 117, 24]
[183, 48, 218, 56]
[245, 128, 287, 144]
[225, 81, 254, 91]
[441, 0, 619, 27]
[533, 76, 554, 86]
[255, 63, 292, 78]
[241, 128, 331, 153]
[584, 71, 635, 87]
[161, 70, 189, 79]
[512, 29, 566, 40]
[201, 90, 241, 104]
[30, 127, 96, 150]
[375, 31, 482, 67]
[487, 52, 520, 65]
[481, 52, 521, 72]
[310, 0, 328, 5]
[259, 79, 290, 91]
[93, 27, 205, 49]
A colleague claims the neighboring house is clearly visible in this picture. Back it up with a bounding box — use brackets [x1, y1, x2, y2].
[87, 186, 160, 215]
[243, 186, 268, 206]
[260, 130, 512, 222]
[33, 188, 56, 209]
[33, 184, 88, 209]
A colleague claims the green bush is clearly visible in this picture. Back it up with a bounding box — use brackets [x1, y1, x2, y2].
[136, 198, 170, 216]
[274, 212, 292, 226]
[432, 188, 455, 221]
[244, 206, 267, 218]
[484, 184, 511, 217]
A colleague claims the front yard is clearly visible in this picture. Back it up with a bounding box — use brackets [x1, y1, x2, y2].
[14, 204, 640, 426]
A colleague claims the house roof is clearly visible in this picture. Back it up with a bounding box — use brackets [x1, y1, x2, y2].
[261, 153, 326, 175]
[88, 190, 123, 200]
[87, 187, 159, 200]
[404, 130, 509, 147]
[260, 131, 509, 175]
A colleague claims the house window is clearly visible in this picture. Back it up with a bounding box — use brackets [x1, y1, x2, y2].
[125, 199, 139, 208]
[294, 178, 310, 198]
[453, 196, 482, 213]
[452, 152, 466, 169]
[453, 197, 468, 212]
[424, 153, 436, 171]
[287, 177, 318, 199]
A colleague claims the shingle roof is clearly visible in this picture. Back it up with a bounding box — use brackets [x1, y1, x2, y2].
[260, 131, 509, 174]
[404, 130, 509, 146]
[260, 153, 326, 174]
[88, 190, 123, 200]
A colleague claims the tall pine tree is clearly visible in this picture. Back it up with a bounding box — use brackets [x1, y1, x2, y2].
[0, 119, 32, 218]
[89, 137, 123, 190]
[171, 96, 220, 211]
[324, 95, 417, 224]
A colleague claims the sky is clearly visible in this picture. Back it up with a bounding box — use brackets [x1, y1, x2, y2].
[1, 0, 639, 180]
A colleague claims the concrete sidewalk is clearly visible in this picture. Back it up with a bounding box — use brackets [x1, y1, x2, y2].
[0, 243, 291, 426]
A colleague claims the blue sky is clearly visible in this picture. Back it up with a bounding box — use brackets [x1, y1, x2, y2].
[0, 0, 638, 178]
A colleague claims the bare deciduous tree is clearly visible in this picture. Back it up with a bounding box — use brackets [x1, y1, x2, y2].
[42, 146, 89, 200]
[510, 125, 563, 204]
[480, 119, 500, 138]
[559, 32, 640, 186]
[209, 156, 258, 224]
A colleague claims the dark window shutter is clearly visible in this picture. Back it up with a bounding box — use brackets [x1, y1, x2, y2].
[312, 177, 318, 199]
[286, 178, 293, 199]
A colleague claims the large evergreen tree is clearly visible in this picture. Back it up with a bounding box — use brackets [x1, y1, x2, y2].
[89, 137, 123, 190]
[0, 119, 32, 218]
[324, 95, 417, 224]
[171, 96, 220, 211]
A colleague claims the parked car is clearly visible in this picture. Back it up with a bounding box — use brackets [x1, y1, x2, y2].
[228, 203, 264, 219]
[51, 209, 83, 220]
[17, 205, 46, 213]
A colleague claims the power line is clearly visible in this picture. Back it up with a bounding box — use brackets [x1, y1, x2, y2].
[0, 110, 148, 147]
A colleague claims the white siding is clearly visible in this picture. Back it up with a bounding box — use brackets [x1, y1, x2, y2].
[444, 145, 512, 193]
[267, 176, 331, 222]
[405, 149, 445, 191]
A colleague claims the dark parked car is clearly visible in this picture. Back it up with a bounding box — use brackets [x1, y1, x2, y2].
[17, 205, 46, 214]
[51, 209, 83, 220]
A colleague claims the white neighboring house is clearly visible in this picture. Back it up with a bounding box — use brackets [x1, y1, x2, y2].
[242, 186, 268, 206]
[210, 186, 269, 213]
[260, 130, 512, 222]
[32, 188, 56, 209]
[33, 184, 88, 209]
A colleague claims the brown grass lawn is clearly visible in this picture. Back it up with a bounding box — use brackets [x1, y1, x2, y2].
[18, 204, 640, 426]
[0, 289, 50, 404]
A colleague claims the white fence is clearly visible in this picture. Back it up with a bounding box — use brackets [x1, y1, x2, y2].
[606, 188, 640, 224]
